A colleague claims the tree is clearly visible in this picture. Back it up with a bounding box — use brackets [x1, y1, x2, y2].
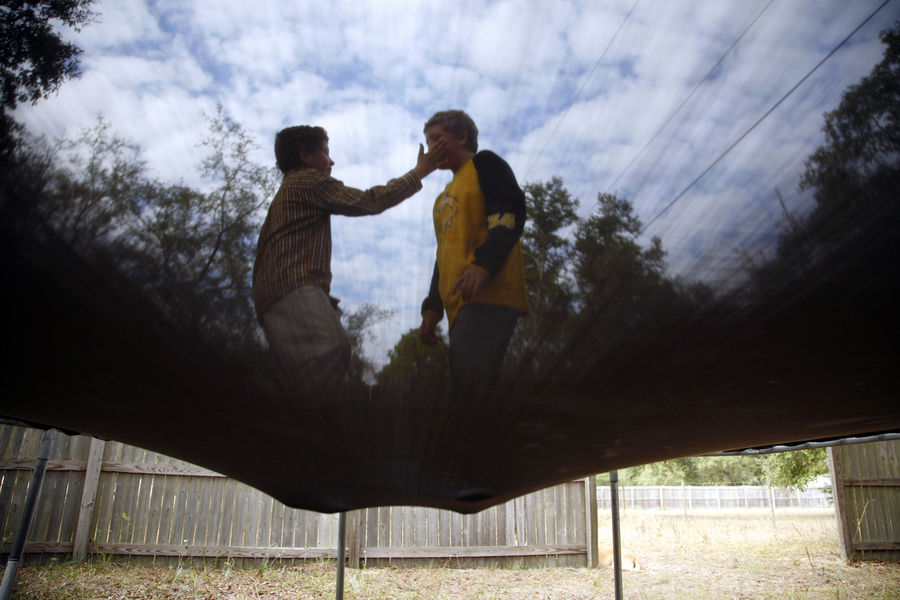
[143, 107, 279, 346]
[738, 26, 899, 495]
[376, 326, 449, 391]
[13, 110, 278, 351]
[565, 192, 679, 367]
[343, 303, 396, 387]
[617, 456, 766, 486]
[509, 177, 579, 365]
[521, 177, 579, 321]
[573, 193, 667, 310]
[39, 116, 145, 251]
[761, 449, 829, 492]
[0, 0, 94, 161]
[764, 22, 900, 282]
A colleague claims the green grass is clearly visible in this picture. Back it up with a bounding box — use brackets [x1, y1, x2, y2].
[6, 509, 900, 599]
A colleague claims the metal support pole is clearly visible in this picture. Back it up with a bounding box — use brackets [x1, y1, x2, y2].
[609, 471, 624, 600]
[335, 511, 347, 600]
[0, 429, 56, 600]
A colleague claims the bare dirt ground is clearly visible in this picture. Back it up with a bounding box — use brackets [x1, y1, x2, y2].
[9, 508, 900, 599]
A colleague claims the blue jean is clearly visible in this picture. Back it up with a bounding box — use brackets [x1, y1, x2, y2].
[449, 303, 518, 399]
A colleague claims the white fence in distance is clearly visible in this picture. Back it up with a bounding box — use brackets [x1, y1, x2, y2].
[598, 485, 832, 510]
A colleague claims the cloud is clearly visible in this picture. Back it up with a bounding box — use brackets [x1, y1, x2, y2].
[15, 0, 900, 364]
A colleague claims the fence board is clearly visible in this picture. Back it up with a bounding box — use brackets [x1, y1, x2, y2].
[0, 425, 596, 569]
[0, 426, 14, 458]
[495, 502, 506, 548]
[93, 441, 120, 546]
[304, 501, 318, 551]
[439, 504, 450, 549]
[108, 445, 133, 547]
[117, 474, 139, 546]
[73, 437, 104, 561]
[241, 486, 262, 567]
[27, 434, 59, 565]
[270, 496, 285, 552]
[192, 472, 213, 549]
[572, 482, 587, 568]
[365, 506, 377, 549]
[127, 450, 153, 568]
[543, 487, 556, 563]
[829, 441, 899, 561]
[597, 484, 833, 510]
[554, 484, 567, 567]
[144, 456, 168, 548]
[535, 489, 546, 547]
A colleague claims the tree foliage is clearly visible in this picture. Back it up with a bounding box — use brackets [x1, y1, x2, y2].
[343, 303, 396, 387]
[521, 176, 579, 321]
[41, 116, 144, 251]
[127, 108, 280, 347]
[376, 326, 449, 391]
[573, 194, 667, 310]
[761, 21, 900, 284]
[617, 456, 766, 486]
[9, 109, 278, 352]
[614, 451, 828, 489]
[0, 0, 93, 109]
[761, 449, 829, 492]
[617, 26, 900, 491]
[0, 0, 94, 161]
[508, 177, 579, 364]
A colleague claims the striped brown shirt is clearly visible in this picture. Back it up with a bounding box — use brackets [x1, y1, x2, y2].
[252, 167, 422, 320]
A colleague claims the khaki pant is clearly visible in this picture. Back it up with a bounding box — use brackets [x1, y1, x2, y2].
[260, 286, 351, 404]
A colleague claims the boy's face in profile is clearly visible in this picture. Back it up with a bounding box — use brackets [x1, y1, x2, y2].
[301, 140, 334, 176]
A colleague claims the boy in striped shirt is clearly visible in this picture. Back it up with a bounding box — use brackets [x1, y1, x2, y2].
[253, 125, 447, 403]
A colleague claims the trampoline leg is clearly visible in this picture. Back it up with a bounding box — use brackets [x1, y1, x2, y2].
[336, 511, 347, 600]
[0, 429, 56, 600]
[609, 471, 624, 600]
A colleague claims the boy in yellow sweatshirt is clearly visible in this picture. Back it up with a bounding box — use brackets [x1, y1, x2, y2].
[419, 110, 528, 399]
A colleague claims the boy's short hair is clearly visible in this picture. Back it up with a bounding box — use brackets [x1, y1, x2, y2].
[274, 126, 328, 174]
[424, 110, 478, 152]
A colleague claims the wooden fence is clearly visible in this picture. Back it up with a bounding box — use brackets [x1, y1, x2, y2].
[0, 425, 599, 568]
[599, 484, 832, 510]
[829, 440, 900, 561]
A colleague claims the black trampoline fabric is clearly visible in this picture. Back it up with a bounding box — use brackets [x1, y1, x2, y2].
[2, 1, 900, 514]
[3, 199, 898, 513]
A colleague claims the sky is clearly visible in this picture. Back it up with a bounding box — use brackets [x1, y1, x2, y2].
[15, 0, 900, 366]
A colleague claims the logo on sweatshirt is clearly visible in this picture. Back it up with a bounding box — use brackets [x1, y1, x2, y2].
[439, 193, 459, 233]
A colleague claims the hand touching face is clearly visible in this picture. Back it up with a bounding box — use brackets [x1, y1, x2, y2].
[424, 125, 468, 171]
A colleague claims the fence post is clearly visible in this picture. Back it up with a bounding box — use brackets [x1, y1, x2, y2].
[584, 476, 599, 568]
[336, 512, 346, 600]
[828, 447, 854, 560]
[609, 472, 623, 600]
[73, 437, 105, 561]
[769, 485, 776, 528]
[0, 429, 55, 600]
[346, 511, 361, 569]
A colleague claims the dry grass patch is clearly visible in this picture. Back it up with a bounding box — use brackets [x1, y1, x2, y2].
[8, 508, 900, 599]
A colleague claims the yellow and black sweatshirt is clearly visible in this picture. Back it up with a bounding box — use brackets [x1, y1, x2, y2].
[421, 151, 529, 330]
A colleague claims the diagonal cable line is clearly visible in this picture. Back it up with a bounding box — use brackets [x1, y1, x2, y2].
[639, 0, 893, 235]
[524, 0, 641, 179]
[602, 0, 779, 196]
